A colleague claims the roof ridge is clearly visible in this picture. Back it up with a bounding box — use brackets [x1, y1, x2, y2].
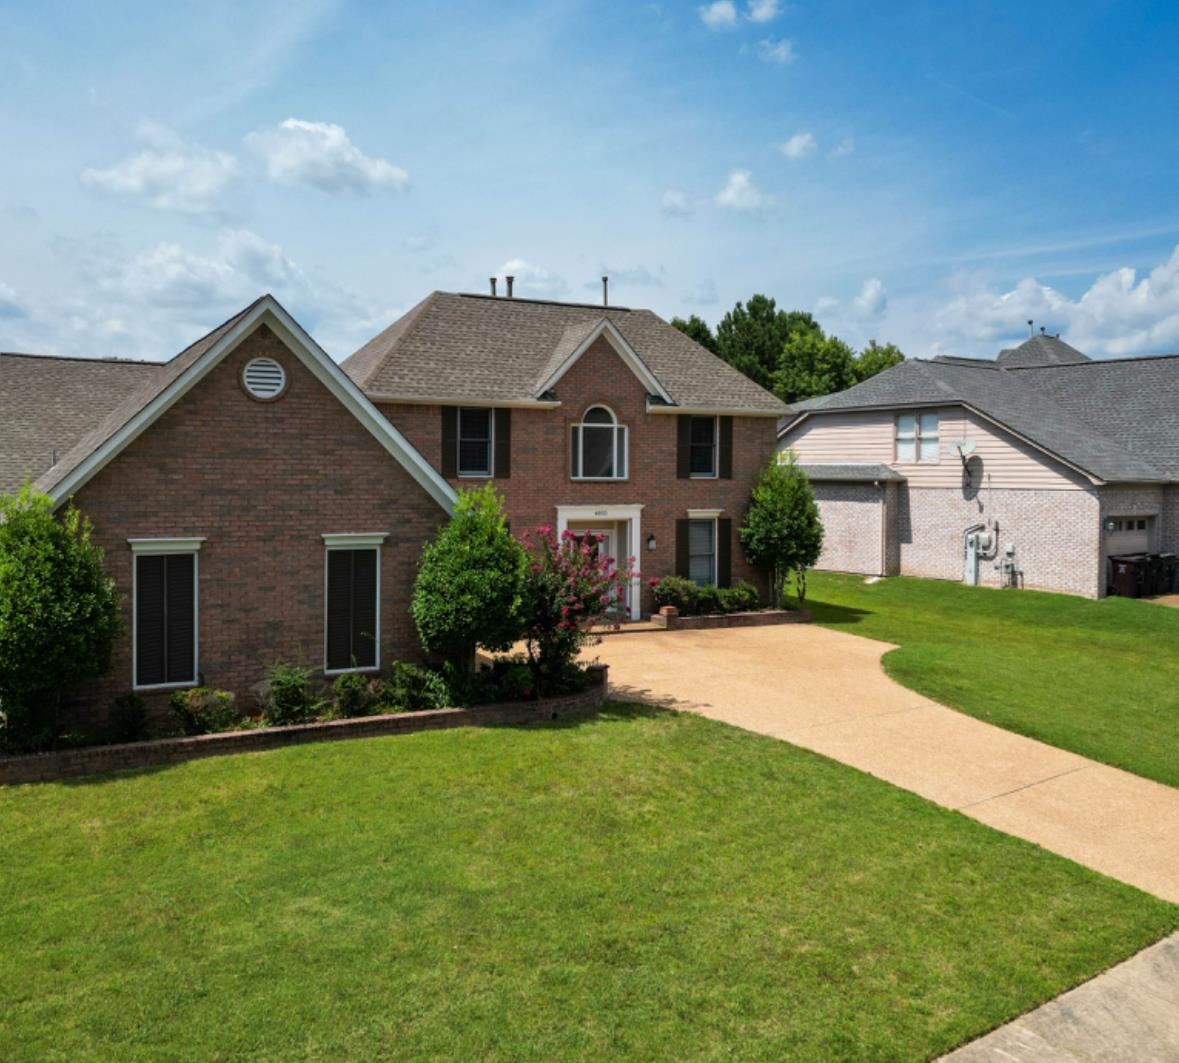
[164, 294, 270, 366]
[0, 351, 164, 366]
[455, 291, 633, 312]
[1004, 350, 1179, 369]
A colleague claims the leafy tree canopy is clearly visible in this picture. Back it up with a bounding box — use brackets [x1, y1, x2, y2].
[670, 315, 718, 354]
[715, 295, 820, 392]
[854, 340, 905, 383]
[773, 329, 858, 405]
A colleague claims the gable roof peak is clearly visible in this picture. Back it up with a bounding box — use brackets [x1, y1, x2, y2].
[997, 333, 1090, 367]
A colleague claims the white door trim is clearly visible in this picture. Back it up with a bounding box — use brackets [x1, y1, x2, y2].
[556, 503, 644, 621]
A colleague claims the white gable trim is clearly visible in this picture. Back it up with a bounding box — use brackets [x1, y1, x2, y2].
[535, 319, 672, 404]
[48, 296, 458, 514]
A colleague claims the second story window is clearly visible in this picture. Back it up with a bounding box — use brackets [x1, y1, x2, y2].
[689, 416, 718, 477]
[571, 405, 628, 480]
[457, 407, 493, 477]
[895, 411, 939, 463]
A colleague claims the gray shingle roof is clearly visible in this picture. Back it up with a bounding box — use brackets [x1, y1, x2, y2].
[786, 339, 1179, 483]
[343, 292, 787, 414]
[0, 353, 160, 495]
[997, 334, 1091, 367]
[799, 463, 906, 482]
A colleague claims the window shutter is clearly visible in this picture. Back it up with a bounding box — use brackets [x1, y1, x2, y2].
[165, 555, 195, 683]
[441, 406, 458, 478]
[676, 416, 691, 479]
[494, 407, 511, 479]
[718, 417, 733, 479]
[135, 555, 167, 687]
[675, 518, 690, 578]
[717, 518, 732, 588]
[351, 549, 378, 670]
[326, 551, 354, 671]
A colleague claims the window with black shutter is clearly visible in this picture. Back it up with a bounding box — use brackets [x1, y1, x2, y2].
[133, 549, 198, 688]
[457, 407, 494, 477]
[325, 546, 380, 672]
[688, 416, 718, 477]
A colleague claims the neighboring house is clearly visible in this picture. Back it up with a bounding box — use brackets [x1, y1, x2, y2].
[778, 332, 1179, 598]
[344, 289, 787, 619]
[0, 296, 456, 728]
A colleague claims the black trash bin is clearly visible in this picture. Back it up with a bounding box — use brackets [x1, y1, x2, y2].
[1109, 554, 1145, 598]
[1160, 554, 1178, 595]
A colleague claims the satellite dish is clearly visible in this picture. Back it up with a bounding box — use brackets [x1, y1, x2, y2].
[956, 439, 977, 458]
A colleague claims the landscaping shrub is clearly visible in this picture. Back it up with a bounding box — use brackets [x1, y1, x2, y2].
[650, 575, 699, 614]
[256, 663, 325, 726]
[718, 580, 760, 613]
[380, 661, 449, 713]
[695, 584, 722, 616]
[106, 693, 148, 744]
[519, 526, 631, 696]
[0, 485, 120, 752]
[332, 672, 382, 718]
[740, 452, 823, 604]
[412, 485, 526, 672]
[169, 688, 239, 736]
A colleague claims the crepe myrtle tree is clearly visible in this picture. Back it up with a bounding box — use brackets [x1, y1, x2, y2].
[412, 484, 527, 672]
[740, 452, 824, 605]
[519, 526, 633, 695]
[0, 484, 120, 751]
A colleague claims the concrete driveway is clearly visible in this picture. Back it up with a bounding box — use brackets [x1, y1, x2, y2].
[591, 624, 1179, 904]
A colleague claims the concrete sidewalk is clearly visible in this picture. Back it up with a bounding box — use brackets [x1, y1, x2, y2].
[941, 931, 1179, 1061]
[590, 624, 1179, 903]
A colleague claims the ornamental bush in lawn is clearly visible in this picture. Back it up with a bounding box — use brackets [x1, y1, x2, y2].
[412, 484, 526, 671]
[740, 453, 824, 605]
[519, 526, 632, 695]
[0, 484, 120, 751]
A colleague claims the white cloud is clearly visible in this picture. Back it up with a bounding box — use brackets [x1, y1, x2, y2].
[699, 1, 738, 29]
[80, 125, 237, 215]
[830, 137, 855, 158]
[661, 188, 693, 216]
[925, 245, 1179, 358]
[778, 131, 816, 159]
[853, 277, 887, 318]
[497, 258, 567, 297]
[246, 118, 409, 194]
[590, 265, 665, 290]
[746, 0, 780, 22]
[715, 170, 768, 212]
[756, 37, 795, 65]
[0, 282, 28, 319]
[97, 241, 239, 310]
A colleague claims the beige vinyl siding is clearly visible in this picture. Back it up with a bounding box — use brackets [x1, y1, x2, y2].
[782, 407, 1090, 491]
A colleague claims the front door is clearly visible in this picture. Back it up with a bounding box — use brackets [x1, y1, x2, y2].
[568, 522, 628, 617]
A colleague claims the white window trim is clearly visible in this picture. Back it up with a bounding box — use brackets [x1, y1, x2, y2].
[129, 538, 204, 692]
[895, 411, 940, 465]
[322, 533, 387, 675]
[688, 415, 720, 479]
[457, 406, 495, 479]
[571, 406, 629, 482]
[687, 516, 718, 587]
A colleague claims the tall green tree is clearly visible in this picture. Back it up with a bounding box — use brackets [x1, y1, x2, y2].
[772, 329, 858, 405]
[670, 314, 718, 354]
[854, 340, 905, 383]
[739, 454, 824, 605]
[715, 295, 820, 392]
[0, 485, 120, 751]
[412, 484, 526, 672]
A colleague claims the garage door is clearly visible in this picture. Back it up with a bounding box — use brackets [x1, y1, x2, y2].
[1106, 516, 1151, 556]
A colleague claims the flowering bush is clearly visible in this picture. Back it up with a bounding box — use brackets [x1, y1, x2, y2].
[519, 526, 633, 695]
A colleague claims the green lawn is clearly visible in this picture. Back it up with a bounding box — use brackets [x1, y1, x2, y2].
[805, 571, 1179, 789]
[2, 709, 1175, 1061]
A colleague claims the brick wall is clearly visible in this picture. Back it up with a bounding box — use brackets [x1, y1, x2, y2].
[896, 485, 1101, 597]
[377, 335, 779, 611]
[810, 482, 886, 575]
[69, 325, 448, 730]
[1163, 487, 1179, 554]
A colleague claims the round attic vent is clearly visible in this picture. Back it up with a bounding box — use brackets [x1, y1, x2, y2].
[241, 357, 287, 400]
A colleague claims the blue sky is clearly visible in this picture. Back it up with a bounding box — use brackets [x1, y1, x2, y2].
[3, 0, 1179, 363]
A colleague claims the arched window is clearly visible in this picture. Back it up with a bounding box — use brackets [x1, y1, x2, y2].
[571, 405, 628, 480]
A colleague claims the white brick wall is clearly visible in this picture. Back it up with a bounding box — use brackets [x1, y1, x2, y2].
[812, 483, 886, 575]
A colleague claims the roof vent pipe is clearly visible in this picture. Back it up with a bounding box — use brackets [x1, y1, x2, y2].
[1027, 319, 1034, 338]
[506, 275, 514, 299]
[490, 277, 498, 297]
[602, 276, 609, 307]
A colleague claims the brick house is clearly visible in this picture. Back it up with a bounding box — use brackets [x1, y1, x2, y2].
[344, 289, 787, 619]
[0, 296, 456, 726]
[778, 332, 1179, 598]
[1, 288, 784, 725]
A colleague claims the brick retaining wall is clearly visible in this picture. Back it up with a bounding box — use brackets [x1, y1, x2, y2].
[651, 608, 810, 631]
[1, 666, 608, 785]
